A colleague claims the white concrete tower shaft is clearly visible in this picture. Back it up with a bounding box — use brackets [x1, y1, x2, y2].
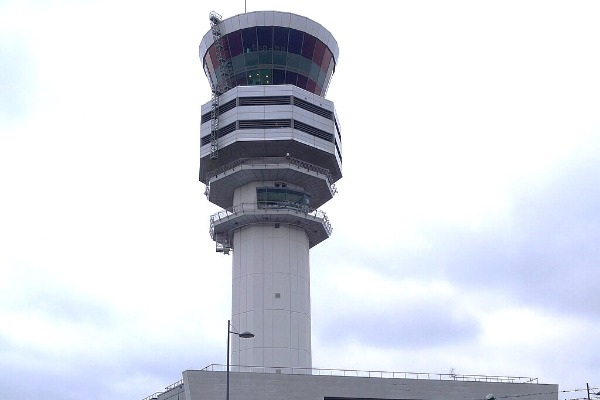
[199, 11, 341, 371]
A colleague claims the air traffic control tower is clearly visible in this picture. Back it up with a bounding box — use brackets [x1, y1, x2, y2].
[199, 11, 341, 371]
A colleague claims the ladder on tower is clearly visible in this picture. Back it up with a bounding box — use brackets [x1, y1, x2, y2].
[208, 11, 234, 160]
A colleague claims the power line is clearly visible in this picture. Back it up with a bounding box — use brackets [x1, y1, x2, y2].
[466, 386, 600, 400]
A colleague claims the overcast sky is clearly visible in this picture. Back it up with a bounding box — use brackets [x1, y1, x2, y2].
[1, 0, 600, 399]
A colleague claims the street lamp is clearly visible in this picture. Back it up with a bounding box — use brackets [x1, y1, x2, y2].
[226, 319, 254, 400]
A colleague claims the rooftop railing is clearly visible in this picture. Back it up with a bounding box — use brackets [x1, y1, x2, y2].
[142, 366, 541, 400]
[199, 364, 539, 384]
[141, 379, 183, 400]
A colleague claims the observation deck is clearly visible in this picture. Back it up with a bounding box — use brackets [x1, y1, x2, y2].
[200, 11, 339, 97]
[210, 202, 332, 251]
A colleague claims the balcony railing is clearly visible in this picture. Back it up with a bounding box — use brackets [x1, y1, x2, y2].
[203, 156, 337, 195]
[209, 202, 332, 238]
[199, 364, 540, 384]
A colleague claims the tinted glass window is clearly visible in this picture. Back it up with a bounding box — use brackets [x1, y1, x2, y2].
[285, 71, 298, 85]
[301, 34, 316, 59]
[228, 30, 243, 57]
[245, 52, 259, 67]
[220, 38, 231, 59]
[298, 57, 312, 76]
[203, 26, 334, 96]
[241, 27, 257, 53]
[296, 74, 308, 90]
[235, 72, 248, 86]
[260, 69, 273, 85]
[273, 69, 286, 84]
[273, 51, 287, 66]
[321, 49, 332, 72]
[208, 45, 217, 69]
[258, 51, 272, 65]
[286, 53, 300, 71]
[288, 29, 303, 54]
[309, 62, 320, 82]
[257, 26, 273, 50]
[247, 70, 260, 85]
[231, 54, 245, 74]
[313, 40, 326, 64]
[273, 27, 288, 51]
[256, 187, 310, 210]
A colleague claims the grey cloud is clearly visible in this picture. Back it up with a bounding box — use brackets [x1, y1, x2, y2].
[315, 297, 480, 349]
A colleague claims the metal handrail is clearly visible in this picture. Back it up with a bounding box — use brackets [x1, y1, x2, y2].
[209, 202, 332, 238]
[203, 156, 337, 195]
[141, 379, 184, 400]
[199, 364, 539, 384]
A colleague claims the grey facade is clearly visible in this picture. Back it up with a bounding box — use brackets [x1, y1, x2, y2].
[148, 369, 558, 400]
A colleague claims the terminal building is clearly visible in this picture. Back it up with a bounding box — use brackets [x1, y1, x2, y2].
[142, 10, 559, 400]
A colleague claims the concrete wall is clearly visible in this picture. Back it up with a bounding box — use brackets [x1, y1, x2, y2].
[182, 370, 558, 400]
[231, 220, 312, 370]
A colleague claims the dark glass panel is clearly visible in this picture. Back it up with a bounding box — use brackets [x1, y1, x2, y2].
[298, 57, 312, 76]
[247, 69, 261, 85]
[257, 188, 267, 203]
[313, 40, 326, 64]
[203, 54, 212, 76]
[231, 54, 245, 74]
[220, 38, 231, 60]
[273, 51, 287, 66]
[273, 69, 286, 85]
[235, 72, 248, 86]
[306, 79, 316, 93]
[257, 26, 273, 50]
[317, 67, 326, 88]
[309, 62, 320, 82]
[285, 71, 298, 85]
[296, 74, 308, 90]
[260, 69, 273, 85]
[321, 49, 332, 72]
[286, 53, 300, 71]
[273, 26, 289, 51]
[245, 52, 259, 67]
[241, 27, 257, 53]
[288, 29, 303, 54]
[258, 50, 272, 65]
[301, 34, 316, 59]
[228, 30, 243, 57]
[257, 188, 310, 210]
[208, 44, 217, 69]
[270, 189, 286, 202]
[315, 83, 322, 96]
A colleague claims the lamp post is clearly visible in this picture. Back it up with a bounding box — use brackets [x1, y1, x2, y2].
[226, 319, 254, 400]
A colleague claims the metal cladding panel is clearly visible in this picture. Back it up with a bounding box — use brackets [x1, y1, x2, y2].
[273, 11, 284, 27]
[201, 139, 341, 181]
[199, 85, 342, 184]
[246, 12, 257, 28]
